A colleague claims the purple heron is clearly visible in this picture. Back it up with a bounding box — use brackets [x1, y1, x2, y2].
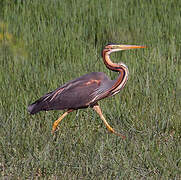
[28, 44, 146, 139]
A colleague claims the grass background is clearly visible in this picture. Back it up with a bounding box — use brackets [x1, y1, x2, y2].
[0, 0, 181, 179]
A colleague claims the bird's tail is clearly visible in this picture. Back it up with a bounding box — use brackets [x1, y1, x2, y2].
[27, 93, 52, 115]
[28, 103, 37, 114]
[28, 100, 44, 115]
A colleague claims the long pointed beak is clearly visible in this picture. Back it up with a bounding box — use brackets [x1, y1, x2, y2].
[115, 44, 146, 50]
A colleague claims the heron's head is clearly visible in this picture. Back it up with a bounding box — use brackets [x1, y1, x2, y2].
[105, 44, 146, 54]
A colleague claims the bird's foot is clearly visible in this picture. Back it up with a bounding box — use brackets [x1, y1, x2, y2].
[113, 131, 126, 139]
[51, 125, 59, 134]
[108, 127, 126, 139]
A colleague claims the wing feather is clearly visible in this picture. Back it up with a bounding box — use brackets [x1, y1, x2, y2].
[28, 72, 111, 114]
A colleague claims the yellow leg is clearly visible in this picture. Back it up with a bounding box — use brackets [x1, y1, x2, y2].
[52, 109, 73, 133]
[93, 105, 126, 139]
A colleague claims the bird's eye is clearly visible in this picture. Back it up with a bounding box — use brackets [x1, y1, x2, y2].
[105, 46, 111, 49]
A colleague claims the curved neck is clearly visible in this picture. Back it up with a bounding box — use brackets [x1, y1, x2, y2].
[102, 49, 129, 93]
[102, 50, 120, 72]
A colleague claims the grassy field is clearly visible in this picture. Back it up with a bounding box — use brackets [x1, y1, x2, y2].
[0, 0, 181, 179]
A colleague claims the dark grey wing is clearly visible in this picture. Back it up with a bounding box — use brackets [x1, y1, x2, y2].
[48, 80, 99, 109]
[28, 72, 111, 114]
[89, 79, 115, 104]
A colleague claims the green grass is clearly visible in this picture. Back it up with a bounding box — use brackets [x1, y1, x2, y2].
[0, 0, 181, 179]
